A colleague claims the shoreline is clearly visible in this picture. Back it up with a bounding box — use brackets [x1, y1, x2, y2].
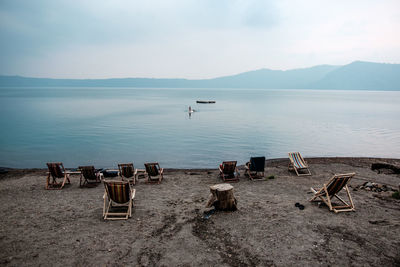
[1, 156, 400, 171]
[1, 156, 399, 266]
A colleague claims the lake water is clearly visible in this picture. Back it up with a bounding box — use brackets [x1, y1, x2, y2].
[0, 87, 399, 169]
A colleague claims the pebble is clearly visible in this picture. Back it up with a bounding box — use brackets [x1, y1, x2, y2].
[365, 182, 373, 187]
[358, 182, 394, 192]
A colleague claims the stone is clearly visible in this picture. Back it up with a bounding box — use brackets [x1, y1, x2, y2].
[365, 182, 373, 187]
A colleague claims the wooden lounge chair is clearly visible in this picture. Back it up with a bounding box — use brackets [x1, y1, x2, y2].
[245, 157, 266, 180]
[310, 173, 356, 213]
[103, 180, 136, 220]
[46, 162, 71, 190]
[78, 166, 102, 187]
[118, 163, 137, 185]
[219, 161, 240, 182]
[288, 152, 311, 176]
[144, 163, 164, 184]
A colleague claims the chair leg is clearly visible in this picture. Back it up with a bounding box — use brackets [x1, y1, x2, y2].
[46, 173, 50, 189]
[103, 194, 107, 218]
[60, 174, 69, 189]
[294, 167, 311, 176]
[129, 199, 132, 217]
[330, 186, 355, 212]
[309, 187, 321, 201]
[104, 201, 112, 220]
[345, 185, 355, 210]
[323, 185, 333, 211]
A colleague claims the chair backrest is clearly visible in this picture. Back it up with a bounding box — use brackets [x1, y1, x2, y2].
[326, 173, 355, 196]
[289, 152, 307, 169]
[222, 161, 237, 174]
[118, 163, 134, 178]
[145, 163, 160, 176]
[79, 166, 97, 180]
[249, 157, 265, 172]
[47, 162, 64, 178]
[104, 180, 131, 204]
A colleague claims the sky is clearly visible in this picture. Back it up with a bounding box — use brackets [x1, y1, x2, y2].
[0, 0, 399, 79]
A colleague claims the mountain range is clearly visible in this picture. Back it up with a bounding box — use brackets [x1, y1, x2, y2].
[0, 61, 399, 90]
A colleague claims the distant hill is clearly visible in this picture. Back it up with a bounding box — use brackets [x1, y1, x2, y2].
[198, 65, 339, 89]
[309, 61, 400, 90]
[0, 61, 399, 90]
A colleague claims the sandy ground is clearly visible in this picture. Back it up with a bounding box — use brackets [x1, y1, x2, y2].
[0, 157, 399, 266]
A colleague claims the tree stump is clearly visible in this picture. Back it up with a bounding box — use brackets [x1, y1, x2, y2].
[206, 183, 237, 211]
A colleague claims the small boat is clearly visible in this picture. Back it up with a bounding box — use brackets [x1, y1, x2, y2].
[196, 100, 216, 104]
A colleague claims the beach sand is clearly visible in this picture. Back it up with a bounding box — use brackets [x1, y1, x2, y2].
[0, 157, 399, 266]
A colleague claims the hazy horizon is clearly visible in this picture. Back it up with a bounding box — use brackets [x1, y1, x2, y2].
[2, 61, 344, 80]
[1, 0, 400, 79]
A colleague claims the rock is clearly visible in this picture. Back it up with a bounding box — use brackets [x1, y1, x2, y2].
[365, 182, 373, 187]
[371, 162, 400, 174]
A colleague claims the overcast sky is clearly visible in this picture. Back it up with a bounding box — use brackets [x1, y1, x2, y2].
[1, 0, 399, 79]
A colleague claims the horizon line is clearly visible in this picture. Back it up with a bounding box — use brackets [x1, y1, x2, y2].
[3, 60, 397, 80]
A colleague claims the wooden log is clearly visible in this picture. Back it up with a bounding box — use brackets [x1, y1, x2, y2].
[206, 183, 237, 211]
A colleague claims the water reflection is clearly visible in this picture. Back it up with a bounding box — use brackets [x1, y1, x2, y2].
[0, 87, 399, 168]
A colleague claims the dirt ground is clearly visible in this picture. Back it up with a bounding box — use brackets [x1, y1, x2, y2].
[0, 157, 399, 266]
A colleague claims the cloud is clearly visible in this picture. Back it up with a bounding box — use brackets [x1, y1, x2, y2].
[0, 0, 399, 78]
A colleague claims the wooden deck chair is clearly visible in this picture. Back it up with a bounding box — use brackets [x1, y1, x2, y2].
[219, 161, 240, 182]
[310, 173, 356, 213]
[118, 163, 137, 185]
[288, 152, 311, 176]
[144, 163, 164, 184]
[245, 157, 266, 180]
[46, 162, 71, 190]
[78, 166, 102, 187]
[103, 180, 136, 220]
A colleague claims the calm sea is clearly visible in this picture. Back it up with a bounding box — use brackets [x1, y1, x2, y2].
[0, 87, 399, 169]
